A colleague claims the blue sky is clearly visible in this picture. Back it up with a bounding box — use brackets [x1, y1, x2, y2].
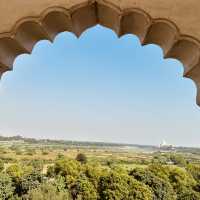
[0, 25, 199, 147]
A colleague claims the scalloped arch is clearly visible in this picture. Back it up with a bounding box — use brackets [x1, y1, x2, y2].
[0, 1, 200, 105]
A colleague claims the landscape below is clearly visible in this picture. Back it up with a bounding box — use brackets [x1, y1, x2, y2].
[0, 135, 199, 200]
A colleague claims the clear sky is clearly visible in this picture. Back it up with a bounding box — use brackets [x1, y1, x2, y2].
[0, 25, 199, 147]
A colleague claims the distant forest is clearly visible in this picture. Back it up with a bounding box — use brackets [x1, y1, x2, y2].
[0, 135, 199, 152]
[0, 135, 151, 147]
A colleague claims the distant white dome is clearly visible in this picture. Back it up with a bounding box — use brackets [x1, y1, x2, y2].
[160, 140, 167, 146]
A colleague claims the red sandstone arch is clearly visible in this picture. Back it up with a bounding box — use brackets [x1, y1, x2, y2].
[0, 1, 200, 105]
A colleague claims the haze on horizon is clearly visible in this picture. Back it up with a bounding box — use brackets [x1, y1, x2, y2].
[0, 25, 199, 147]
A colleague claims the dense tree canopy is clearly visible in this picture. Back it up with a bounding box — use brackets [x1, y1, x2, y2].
[0, 151, 199, 200]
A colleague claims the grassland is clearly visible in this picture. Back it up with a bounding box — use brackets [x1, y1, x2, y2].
[0, 136, 199, 171]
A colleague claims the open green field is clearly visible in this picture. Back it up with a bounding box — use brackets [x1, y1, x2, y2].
[0, 137, 200, 171]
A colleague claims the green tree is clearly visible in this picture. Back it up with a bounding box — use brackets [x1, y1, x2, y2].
[169, 154, 187, 167]
[54, 159, 81, 177]
[20, 170, 43, 196]
[70, 175, 97, 200]
[54, 175, 68, 193]
[168, 167, 196, 191]
[152, 154, 169, 165]
[0, 172, 14, 199]
[6, 163, 23, 178]
[26, 182, 70, 200]
[47, 165, 55, 178]
[176, 186, 200, 200]
[128, 178, 153, 200]
[187, 164, 200, 183]
[6, 163, 24, 197]
[76, 153, 87, 164]
[57, 153, 65, 160]
[98, 171, 130, 200]
[27, 159, 44, 171]
[148, 164, 170, 181]
[130, 168, 176, 200]
[83, 163, 102, 189]
[0, 159, 4, 172]
[53, 158, 82, 188]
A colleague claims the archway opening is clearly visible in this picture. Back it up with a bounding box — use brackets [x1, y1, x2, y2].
[0, 25, 199, 147]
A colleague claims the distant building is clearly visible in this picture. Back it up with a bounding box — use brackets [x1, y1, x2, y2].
[159, 140, 175, 151]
